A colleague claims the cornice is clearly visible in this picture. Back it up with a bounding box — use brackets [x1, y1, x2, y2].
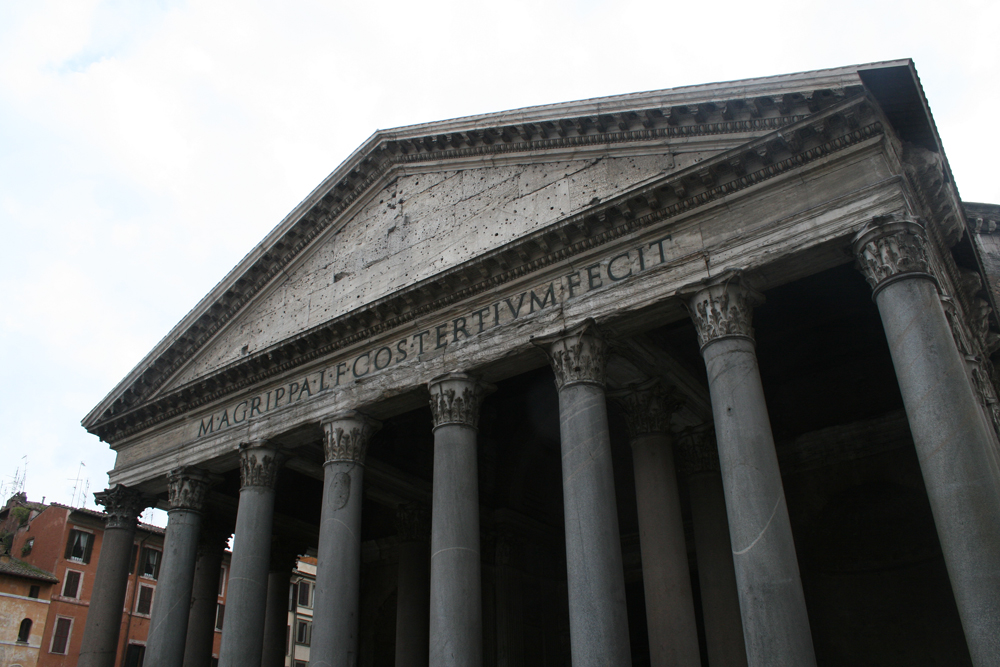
[89, 94, 884, 444]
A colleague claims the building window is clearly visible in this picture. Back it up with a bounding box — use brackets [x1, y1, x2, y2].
[135, 584, 154, 616]
[294, 661, 308, 667]
[124, 643, 146, 667]
[50, 617, 73, 654]
[295, 620, 311, 646]
[215, 603, 225, 631]
[28, 585, 40, 599]
[17, 618, 32, 643]
[218, 565, 226, 597]
[62, 570, 83, 599]
[297, 581, 311, 608]
[64, 530, 94, 564]
[140, 547, 161, 579]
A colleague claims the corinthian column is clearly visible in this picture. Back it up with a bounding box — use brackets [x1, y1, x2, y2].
[609, 380, 699, 667]
[678, 429, 747, 667]
[79, 486, 149, 667]
[534, 321, 631, 667]
[145, 468, 214, 667]
[854, 215, 1000, 666]
[395, 503, 431, 667]
[311, 411, 381, 667]
[218, 441, 284, 667]
[262, 541, 304, 667]
[428, 372, 494, 667]
[183, 521, 232, 667]
[683, 271, 816, 667]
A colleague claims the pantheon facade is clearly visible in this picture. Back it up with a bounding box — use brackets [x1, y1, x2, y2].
[80, 60, 1000, 667]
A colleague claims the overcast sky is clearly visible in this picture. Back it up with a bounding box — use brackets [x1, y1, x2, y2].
[1, 0, 997, 525]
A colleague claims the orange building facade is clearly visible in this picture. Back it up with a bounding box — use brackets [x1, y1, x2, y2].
[1, 495, 231, 667]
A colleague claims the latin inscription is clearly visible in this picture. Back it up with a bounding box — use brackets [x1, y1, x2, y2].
[196, 235, 674, 438]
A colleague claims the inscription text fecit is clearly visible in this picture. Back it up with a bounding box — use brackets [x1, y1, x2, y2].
[195, 234, 676, 439]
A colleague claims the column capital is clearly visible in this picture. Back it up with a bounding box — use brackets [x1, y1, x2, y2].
[681, 270, 763, 351]
[94, 485, 150, 530]
[166, 467, 215, 512]
[533, 319, 609, 390]
[677, 428, 721, 475]
[321, 411, 381, 465]
[853, 214, 936, 296]
[427, 372, 495, 430]
[608, 379, 683, 439]
[395, 502, 431, 543]
[238, 440, 284, 490]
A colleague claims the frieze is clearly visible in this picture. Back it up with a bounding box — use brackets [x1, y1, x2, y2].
[534, 319, 609, 390]
[321, 412, 381, 464]
[238, 441, 283, 489]
[682, 270, 763, 349]
[93, 485, 150, 531]
[853, 215, 935, 295]
[89, 98, 884, 444]
[166, 467, 213, 512]
[428, 373, 494, 429]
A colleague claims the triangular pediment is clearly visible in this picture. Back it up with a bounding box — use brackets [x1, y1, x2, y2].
[86, 59, 958, 443]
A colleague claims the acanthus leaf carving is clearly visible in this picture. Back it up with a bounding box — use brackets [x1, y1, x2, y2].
[93, 485, 150, 531]
[238, 441, 283, 489]
[682, 270, 763, 349]
[395, 502, 430, 543]
[533, 319, 609, 390]
[852, 215, 934, 294]
[428, 373, 493, 429]
[322, 412, 381, 464]
[676, 427, 721, 476]
[608, 379, 683, 438]
[166, 467, 214, 512]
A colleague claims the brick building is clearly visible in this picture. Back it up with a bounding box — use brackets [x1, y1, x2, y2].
[0, 494, 231, 667]
[0, 544, 58, 667]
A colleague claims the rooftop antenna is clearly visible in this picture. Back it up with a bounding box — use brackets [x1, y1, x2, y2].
[69, 461, 85, 508]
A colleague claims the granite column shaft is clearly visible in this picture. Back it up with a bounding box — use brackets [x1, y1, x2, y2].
[395, 504, 431, 667]
[78, 486, 149, 667]
[537, 322, 631, 666]
[218, 441, 283, 667]
[428, 373, 493, 667]
[685, 272, 816, 667]
[611, 381, 699, 667]
[855, 217, 1000, 666]
[310, 411, 381, 667]
[145, 468, 213, 667]
[182, 530, 229, 667]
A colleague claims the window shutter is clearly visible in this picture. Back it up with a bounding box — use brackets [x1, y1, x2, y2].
[82, 533, 94, 564]
[64, 532, 74, 560]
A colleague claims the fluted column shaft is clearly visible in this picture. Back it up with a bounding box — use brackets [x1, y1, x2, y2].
[680, 431, 747, 667]
[536, 321, 631, 666]
[311, 411, 381, 667]
[684, 272, 816, 667]
[79, 486, 149, 667]
[855, 216, 1000, 666]
[395, 504, 431, 667]
[218, 441, 284, 667]
[183, 527, 230, 667]
[146, 468, 214, 667]
[428, 373, 493, 667]
[610, 381, 699, 667]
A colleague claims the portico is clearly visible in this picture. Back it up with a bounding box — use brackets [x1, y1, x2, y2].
[83, 61, 1000, 667]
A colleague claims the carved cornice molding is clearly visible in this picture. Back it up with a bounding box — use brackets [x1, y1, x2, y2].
[89, 96, 885, 443]
[676, 428, 721, 475]
[94, 485, 150, 531]
[321, 411, 381, 464]
[428, 373, 494, 430]
[166, 467, 214, 512]
[395, 502, 430, 543]
[608, 379, 683, 438]
[238, 440, 284, 490]
[534, 319, 609, 390]
[681, 270, 764, 350]
[853, 215, 935, 296]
